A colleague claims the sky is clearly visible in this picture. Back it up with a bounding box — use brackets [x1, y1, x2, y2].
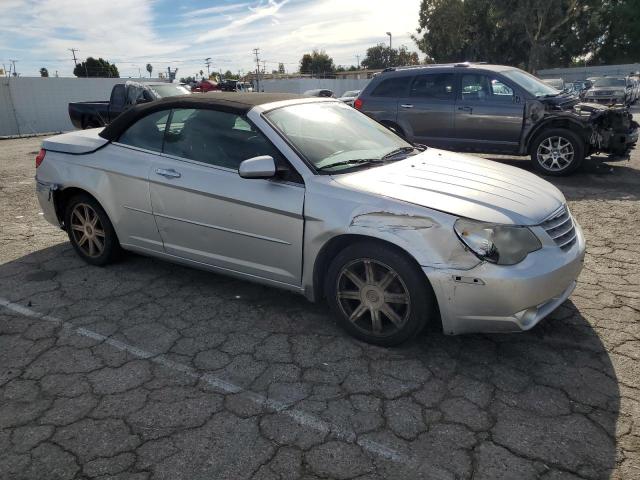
[0, 0, 422, 79]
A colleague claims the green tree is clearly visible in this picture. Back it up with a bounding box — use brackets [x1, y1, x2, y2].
[39, 67, 49, 77]
[223, 70, 238, 79]
[299, 49, 335, 75]
[413, 0, 607, 72]
[73, 57, 119, 78]
[589, 0, 640, 64]
[146, 63, 153, 77]
[362, 44, 420, 69]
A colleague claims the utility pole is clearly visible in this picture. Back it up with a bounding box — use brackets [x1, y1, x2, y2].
[68, 48, 79, 75]
[253, 48, 260, 92]
[356, 55, 360, 69]
[205, 57, 211, 76]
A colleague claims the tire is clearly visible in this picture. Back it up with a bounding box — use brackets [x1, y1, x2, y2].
[530, 128, 584, 176]
[325, 241, 435, 346]
[64, 193, 121, 266]
[382, 122, 406, 139]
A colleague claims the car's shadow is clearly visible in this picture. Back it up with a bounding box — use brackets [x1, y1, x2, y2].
[0, 242, 621, 478]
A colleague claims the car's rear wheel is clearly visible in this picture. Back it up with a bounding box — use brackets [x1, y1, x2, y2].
[325, 242, 435, 346]
[530, 128, 584, 176]
[64, 194, 121, 266]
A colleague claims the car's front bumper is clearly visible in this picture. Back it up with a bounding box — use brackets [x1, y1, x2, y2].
[425, 222, 586, 335]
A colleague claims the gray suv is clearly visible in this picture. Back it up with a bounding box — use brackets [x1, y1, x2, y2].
[355, 63, 638, 175]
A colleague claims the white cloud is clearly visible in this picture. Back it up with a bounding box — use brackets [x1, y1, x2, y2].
[195, 0, 289, 43]
[0, 0, 423, 78]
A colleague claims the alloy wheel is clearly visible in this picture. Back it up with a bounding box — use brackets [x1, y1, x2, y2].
[69, 203, 105, 258]
[336, 258, 411, 337]
[536, 136, 575, 172]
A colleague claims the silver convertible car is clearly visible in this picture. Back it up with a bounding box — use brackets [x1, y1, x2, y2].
[35, 93, 585, 346]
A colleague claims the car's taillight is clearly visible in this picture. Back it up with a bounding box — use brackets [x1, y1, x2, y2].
[354, 98, 363, 110]
[35, 149, 46, 168]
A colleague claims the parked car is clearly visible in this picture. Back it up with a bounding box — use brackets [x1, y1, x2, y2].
[338, 90, 361, 106]
[304, 89, 335, 98]
[36, 93, 585, 346]
[191, 79, 219, 93]
[220, 79, 238, 92]
[541, 78, 565, 91]
[69, 81, 190, 129]
[583, 77, 633, 106]
[355, 63, 638, 175]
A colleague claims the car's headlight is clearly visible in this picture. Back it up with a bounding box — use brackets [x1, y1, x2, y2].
[454, 219, 541, 265]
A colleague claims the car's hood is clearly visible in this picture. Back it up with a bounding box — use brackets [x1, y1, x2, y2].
[333, 149, 566, 225]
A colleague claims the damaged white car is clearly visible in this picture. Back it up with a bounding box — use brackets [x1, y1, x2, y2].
[35, 93, 585, 346]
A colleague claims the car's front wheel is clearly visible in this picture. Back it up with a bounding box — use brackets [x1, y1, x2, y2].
[64, 193, 121, 266]
[530, 128, 584, 176]
[325, 242, 435, 346]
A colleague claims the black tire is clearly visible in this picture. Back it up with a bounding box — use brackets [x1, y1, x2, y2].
[382, 122, 406, 139]
[64, 193, 121, 266]
[530, 128, 584, 176]
[325, 241, 435, 346]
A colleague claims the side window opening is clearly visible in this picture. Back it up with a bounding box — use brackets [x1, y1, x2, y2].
[162, 108, 287, 172]
[461, 74, 514, 102]
[409, 73, 455, 99]
[117, 110, 170, 152]
[370, 76, 410, 98]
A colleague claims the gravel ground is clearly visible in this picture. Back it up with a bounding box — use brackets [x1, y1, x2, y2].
[1, 112, 639, 479]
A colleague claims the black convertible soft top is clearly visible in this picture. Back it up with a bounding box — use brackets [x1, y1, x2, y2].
[99, 92, 304, 141]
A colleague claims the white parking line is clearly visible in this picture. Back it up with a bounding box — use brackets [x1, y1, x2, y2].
[0, 297, 449, 477]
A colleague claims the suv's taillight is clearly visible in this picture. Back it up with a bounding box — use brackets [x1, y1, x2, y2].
[35, 149, 46, 168]
[354, 98, 363, 110]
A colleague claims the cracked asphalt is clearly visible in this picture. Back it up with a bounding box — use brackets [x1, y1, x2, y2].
[1, 111, 639, 480]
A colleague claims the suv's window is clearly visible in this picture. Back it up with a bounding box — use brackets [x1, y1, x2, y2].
[111, 85, 126, 109]
[370, 76, 410, 97]
[163, 108, 281, 170]
[410, 73, 455, 99]
[117, 110, 169, 152]
[460, 74, 514, 102]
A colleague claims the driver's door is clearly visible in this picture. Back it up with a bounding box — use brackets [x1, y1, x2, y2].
[149, 108, 305, 286]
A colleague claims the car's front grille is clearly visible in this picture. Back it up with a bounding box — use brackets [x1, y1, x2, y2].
[541, 206, 577, 250]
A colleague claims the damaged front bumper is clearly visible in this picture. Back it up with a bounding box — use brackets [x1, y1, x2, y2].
[424, 222, 586, 335]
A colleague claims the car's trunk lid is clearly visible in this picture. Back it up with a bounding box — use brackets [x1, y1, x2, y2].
[42, 128, 108, 154]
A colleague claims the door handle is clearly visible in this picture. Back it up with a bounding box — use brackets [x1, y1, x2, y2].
[155, 168, 181, 179]
[457, 106, 473, 113]
[400, 104, 414, 109]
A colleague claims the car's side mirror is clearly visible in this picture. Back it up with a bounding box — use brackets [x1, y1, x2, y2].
[238, 155, 277, 179]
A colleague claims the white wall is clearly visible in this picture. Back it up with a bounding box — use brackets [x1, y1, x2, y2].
[259, 78, 371, 97]
[0, 77, 149, 137]
[537, 64, 640, 82]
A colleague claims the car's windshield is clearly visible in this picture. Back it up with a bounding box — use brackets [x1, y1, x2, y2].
[501, 69, 559, 97]
[265, 102, 414, 172]
[594, 77, 626, 87]
[147, 84, 191, 97]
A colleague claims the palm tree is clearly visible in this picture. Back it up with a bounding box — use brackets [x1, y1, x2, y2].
[146, 63, 153, 78]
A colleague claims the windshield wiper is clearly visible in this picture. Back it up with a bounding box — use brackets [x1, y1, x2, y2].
[316, 158, 381, 171]
[380, 146, 417, 161]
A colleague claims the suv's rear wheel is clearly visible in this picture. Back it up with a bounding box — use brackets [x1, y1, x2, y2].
[530, 128, 584, 176]
[325, 242, 435, 346]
